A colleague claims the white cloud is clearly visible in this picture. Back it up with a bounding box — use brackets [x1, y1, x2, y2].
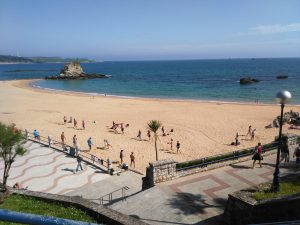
[239, 23, 300, 35]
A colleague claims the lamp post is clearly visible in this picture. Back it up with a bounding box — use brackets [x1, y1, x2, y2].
[272, 90, 292, 192]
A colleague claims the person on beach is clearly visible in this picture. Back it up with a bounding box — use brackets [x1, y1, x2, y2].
[82, 120, 85, 130]
[293, 144, 300, 164]
[147, 130, 151, 141]
[130, 152, 135, 168]
[168, 138, 174, 150]
[121, 124, 124, 134]
[75, 154, 83, 173]
[74, 118, 77, 129]
[162, 126, 165, 136]
[137, 130, 142, 140]
[104, 139, 112, 149]
[120, 150, 124, 164]
[69, 116, 72, 123]
[246, 125, 252, 137]
[33, 129, 40, 141]
[251, 129, 256, 141]
[87, 137, 92, 151]
[176, 141, 181, 153]
[61, 132, 66, 149]
[73, 135, 77, 148]
[63, 116, 67, 125]
[235, 132, 240, 146]
[252, 142, 263, 168]
[48, 135, 52, 148]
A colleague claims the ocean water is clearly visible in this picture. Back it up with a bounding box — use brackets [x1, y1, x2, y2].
[0, 58, 300, 103]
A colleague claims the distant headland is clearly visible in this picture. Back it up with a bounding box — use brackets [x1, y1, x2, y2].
[0, 55, 97, 64]
[45, 61, 110, 80]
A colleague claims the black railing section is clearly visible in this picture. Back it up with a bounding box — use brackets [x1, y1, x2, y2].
[86, 186, 130, 205]
[176, 142, 278, 171]
[23, 131, 108, 171]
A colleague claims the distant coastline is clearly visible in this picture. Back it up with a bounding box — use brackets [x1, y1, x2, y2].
[0, 55, 98, 64]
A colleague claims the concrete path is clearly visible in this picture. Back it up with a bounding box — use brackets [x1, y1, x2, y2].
[111, 154, 300, 225]
[66, 171, 143, 205]
[0, 141, 110, 195]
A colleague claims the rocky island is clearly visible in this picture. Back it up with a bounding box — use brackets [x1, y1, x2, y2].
[45, 61, 110, 80]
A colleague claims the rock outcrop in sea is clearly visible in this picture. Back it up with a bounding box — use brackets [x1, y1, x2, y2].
[239, 77, 260, 85]
[45, 62, 110, 80]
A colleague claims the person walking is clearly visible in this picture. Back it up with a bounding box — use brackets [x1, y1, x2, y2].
[74, 119, 77, 129]
[147, 130, 151, 141]
[73, 135, 77, 148]
[161, 126, 165, 136]
[120, 150, 124, 164]
[293, 143, 300, 164]
[168, 138, 173, 150]
[130, 152, 135, 168]
[82, 120, 85, 130]
[63, 116, 67, 125]
[87, 137, 92, 151]
[75, 154, 83, 173]
[252, 142, 263, 168]
[176, 141, 181, 153]
[246, 125, 252, 138]
[61, 132, 66, 150]
[137, 130, 142, 140]
[48, 135, 52, 148]
[280, 137, 290, 165]
[251, 129, 256, 141]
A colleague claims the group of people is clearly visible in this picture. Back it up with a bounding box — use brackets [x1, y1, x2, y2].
[119, 150, 136, 168]
[137, 126, 181, 153]
[233, 125, 257, 146]
[252, 138, 300, 169]
[64, 116, 85, 130]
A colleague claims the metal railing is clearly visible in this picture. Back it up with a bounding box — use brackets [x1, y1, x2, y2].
[0, 209, 101, 225]
[176, 142, 278, 171]
[86, 186, 130, 205]
[23, 131, 109, 172]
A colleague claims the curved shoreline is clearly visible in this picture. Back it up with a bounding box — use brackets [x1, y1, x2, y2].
[20, 78, 295, 106]
[2, 78, 300, 172]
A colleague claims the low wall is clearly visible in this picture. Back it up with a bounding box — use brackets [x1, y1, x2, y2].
[10, 188, 148, 225]
[223, 189, 300, 225]
[143, 135, 298, 187]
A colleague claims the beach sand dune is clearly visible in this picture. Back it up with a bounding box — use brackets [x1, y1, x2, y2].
[1, 80, 300, 173]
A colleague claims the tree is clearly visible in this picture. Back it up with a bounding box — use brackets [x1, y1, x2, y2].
[147, 120, 162, 161]
[0, 123, 26, 191]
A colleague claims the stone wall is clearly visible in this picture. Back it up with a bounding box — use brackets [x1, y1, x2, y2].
[143, 159, 176, 189]
[143, 135, 297, 188]
[223, 190, 300, 225]
[10, 188, 148, 225]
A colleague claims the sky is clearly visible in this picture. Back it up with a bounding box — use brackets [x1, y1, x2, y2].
[0, 0, 300, 61]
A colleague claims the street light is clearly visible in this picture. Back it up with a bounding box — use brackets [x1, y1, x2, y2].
[272, 90, 292, 192]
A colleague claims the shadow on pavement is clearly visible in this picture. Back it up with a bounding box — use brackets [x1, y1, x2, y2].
[168, 192, 226, 215]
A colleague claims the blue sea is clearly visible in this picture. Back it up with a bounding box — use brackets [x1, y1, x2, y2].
[0, 58, 300, 103]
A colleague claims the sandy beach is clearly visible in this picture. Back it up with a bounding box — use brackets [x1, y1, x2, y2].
[1, 79, 300, 173]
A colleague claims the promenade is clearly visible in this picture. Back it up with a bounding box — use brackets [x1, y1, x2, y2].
[0, 141, 110, 195]
[111, 153, 300, 225]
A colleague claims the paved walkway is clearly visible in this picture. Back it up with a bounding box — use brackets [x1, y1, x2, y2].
[0, 141, 110, 195]
[111, 153, 300, 225]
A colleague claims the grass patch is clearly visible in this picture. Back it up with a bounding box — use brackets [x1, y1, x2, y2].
[0, 194, 97, 225]
[252, 181, 300, 201]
